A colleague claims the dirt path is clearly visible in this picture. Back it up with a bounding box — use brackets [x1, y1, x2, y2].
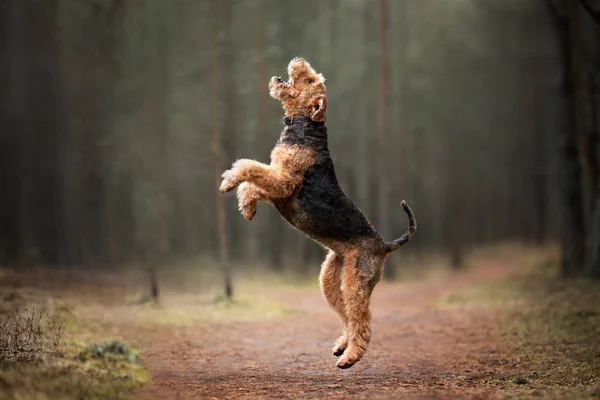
[131, 262, 524, 399]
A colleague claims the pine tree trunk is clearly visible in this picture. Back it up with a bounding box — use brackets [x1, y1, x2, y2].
[584, 28, 600, 280]
[586, 179, 600, 279]
[543, 0, 587, 276]
[211, 0, 232, 299]
[377, 0, 395, 280]
[558, 0, 586, 276]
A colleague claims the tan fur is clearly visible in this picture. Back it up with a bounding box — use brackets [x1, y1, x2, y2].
[220, 57, 416, 369]
[269, 57, 327, 122]
[236, 182, 268, 220]
[336, 248, 382, 368]
[221, 58, 377, 369]
[318, 251, 348, 356]
[319, 240, 386, 367]
[220, 144, 316, 201]
[224, 57, 326, 217]
[315, 238, 358, 257]
[233, 144, 315, 219]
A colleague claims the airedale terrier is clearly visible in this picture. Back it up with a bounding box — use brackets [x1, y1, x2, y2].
[219, 57, 416, 369]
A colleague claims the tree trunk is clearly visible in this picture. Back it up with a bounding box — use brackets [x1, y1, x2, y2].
[586, 178, 600, 279]
[211, 0, 232, 299]
[268, 222, 285, 272]
[377, 0, 395, 280]
[245, 0, 266, 262]
[584, 20, 600, 280]
[444, 168, 465, 270]
[450, 245, 464, 270]
[543, 0, 587, 276]
[146, 264, 160, 303]
[26, 0, 64, 265]
[559, 0, 586, 276]
[219, 1, 239, 264]
[0, 0, 19, 265]
[531, 74, 548, 244]
[577, 1, 600, 219]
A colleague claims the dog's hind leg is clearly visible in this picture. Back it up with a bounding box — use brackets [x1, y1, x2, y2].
[319, 250, 348, 356]
[336, 250, 382, 369]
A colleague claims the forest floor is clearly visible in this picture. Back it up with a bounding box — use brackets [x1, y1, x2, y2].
[0, 244, 599, 399]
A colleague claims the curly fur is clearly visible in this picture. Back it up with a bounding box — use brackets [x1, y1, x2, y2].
[220, 57, 416, 369]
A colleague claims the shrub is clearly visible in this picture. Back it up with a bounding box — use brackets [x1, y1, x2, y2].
[0, 308, 62, 364]
[78, 340, 140, 364]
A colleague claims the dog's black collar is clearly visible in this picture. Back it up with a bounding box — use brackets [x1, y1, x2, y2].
[282, 116, 325, 126]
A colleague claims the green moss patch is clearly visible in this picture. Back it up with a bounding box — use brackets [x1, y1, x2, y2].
[78, 340, 140, 364]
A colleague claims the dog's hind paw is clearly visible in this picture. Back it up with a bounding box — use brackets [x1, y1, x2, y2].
[336, 355, 358, 369]
[332, 335, 348, 357]
[335, 343, 364, 369]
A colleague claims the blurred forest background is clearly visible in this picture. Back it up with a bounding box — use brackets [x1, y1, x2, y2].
[1, 0, 600, 286]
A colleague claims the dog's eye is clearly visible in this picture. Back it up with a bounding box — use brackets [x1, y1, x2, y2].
[308, 79, 315, 84]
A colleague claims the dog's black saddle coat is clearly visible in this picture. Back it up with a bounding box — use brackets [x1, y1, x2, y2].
[272, 122, 378, 242]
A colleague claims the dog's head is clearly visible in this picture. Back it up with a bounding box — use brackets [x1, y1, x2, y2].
[269, 57, 327, 122]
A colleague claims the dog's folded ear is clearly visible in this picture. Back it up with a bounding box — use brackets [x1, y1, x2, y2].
[311, 96, 326, 122]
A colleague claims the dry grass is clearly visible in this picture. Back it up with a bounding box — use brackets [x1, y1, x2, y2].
[0, 285, 148, 400]
[436, 248, 600, 397]
[0, 349, 148, 400]
[0, 307, 62, 364]
[0, 263, 299, 398]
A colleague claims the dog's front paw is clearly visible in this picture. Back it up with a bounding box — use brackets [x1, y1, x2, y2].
[219, 169, 238, 193]
[237, 184, 258, 220]
[230, 158, 256, 171]
[220, 159, 257, 193]
[240, 203, 257, 220]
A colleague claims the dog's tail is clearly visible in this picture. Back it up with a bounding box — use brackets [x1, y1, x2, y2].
[384, 200, 417, 254]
